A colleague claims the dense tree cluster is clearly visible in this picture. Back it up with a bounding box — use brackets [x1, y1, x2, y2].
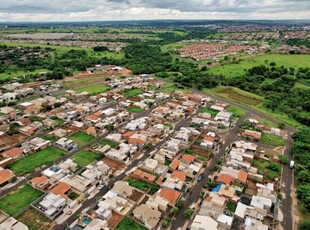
[223, 64, 310, 126]
[292, 128, 310, 218]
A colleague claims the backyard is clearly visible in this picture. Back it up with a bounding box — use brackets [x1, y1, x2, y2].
[226, 105, 247, 117]
[0, 185, 43, 216]
[9, 146, 66, 176]
[73, 150, 103, 167]
[70, 132, 95, 147]
[201, 107, 219, 117]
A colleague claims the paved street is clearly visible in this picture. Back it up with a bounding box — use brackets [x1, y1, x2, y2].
[170, 113, 249, 230]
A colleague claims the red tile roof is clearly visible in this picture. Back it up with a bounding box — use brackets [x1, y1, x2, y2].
[0, 169, 15, 185]
[169, 159, 180, 170]
[160, 188, 181, 205]
[216, 174, 234, 185]
[172, 170, 186, 182]
[238, 170, 248, 183]
[2, 147, 22, 158]
[50, 182, 71, 199]
[30, 175, 48, 186]
[182, 154, 195, 163]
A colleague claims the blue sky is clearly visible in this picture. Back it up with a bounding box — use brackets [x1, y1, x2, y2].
[0, 0, 309, 22]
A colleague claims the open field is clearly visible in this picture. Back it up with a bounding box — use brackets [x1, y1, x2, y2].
[116, 217, 147, 230]
[17, 207, 53, 230]
[0, 185, 43, 216]
[75, 84, 111, 95]
[8, 146, 66, 176]
[99, 139, 119, 148]
[70, 132, 94, 147]
[207, 86, 264, 106]
[161, 42, 190, 52]
[128, 106, 146, 113]
[157, 83, 192, 93]
[207, 54, 310, 78]
[0, 41, 124, 59]
[260, 133, 286, 146]
[73, 150, 102, 167]
[0, 69, 48, 81]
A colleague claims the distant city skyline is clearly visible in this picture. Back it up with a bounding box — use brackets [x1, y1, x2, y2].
[0, 0, 310, 22]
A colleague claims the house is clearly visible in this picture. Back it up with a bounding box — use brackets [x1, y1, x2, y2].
[130, 169, 156, 183]
[146, 195, 169, 212]
[159, 188, 181, 206]
[250, 195, 272, 211]
[0, 169, 15, 187]
[242, 130, 262, 141]
[143, 159, 158, 172]
[217, 214, 233, 230]
[30, 175, 49, 189]
[132, 204, 161, 229]
[215, 111, 233, 122]
[216, 174, 234, 185]
[49, 182, 71, 199]
[86, 126, 97, 137]
[84, 219, 109, 230]
[191, 215, 219, 230]
[2, 148, 22, 159]
[182, 154, 196, 164]
[244, 217, 268, 230]
[54, 138, 77, 151]
[0, 216, 28, 230]
[37, 193, 68, 220]
[110, 181, 134, 198]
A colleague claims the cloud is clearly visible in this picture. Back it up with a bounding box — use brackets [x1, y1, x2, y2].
[0, 0, 309, 21]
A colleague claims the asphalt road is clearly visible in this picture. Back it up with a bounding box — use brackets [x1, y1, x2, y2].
[170, 113, 249, 230]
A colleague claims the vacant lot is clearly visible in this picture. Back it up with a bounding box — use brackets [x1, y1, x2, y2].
[76, 84, 111, 95]
[99, 139, 119, 148]
[70, 132, 94, 147]
[211, 86, 263, 106]
[128, 106, 146, 113]
[17, 207, 53, 230]
[0, 185, 43, 216]
[226, 105, 247, 117]
[73, 150, 102, 167]
[9, 146, 66, 176]
[116, 217, 147, 230]
[252, 158, 281, 180]
[260, 133, 286, 146]
[208, 54, 310, 78]
[127, 177, 160, 195]
[201, 107, 219, 117]
[123, 88, 144, 98]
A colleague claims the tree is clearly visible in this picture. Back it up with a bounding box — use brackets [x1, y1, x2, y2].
[299, 220, 310, 230]
[268, 162, 281, 172]
[176, 199, 184, 208]
[297, 170, 310, 183]
[278, 155, 289, 165]
[184, 209, 194, 219]
[172, 207, 179, 215]
[93, 46, 109, 52]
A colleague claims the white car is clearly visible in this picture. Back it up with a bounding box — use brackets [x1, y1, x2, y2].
[98, 184, 105, 190]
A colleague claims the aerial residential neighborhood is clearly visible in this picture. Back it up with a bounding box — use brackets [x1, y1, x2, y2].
[0, 68, 293, 230]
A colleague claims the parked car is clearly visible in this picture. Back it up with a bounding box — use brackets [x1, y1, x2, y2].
[198, 174, 204, 181]
[98, 184, 105, 190]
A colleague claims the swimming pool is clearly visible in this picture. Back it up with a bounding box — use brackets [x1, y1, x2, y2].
[212, 184, 221, 193]
[82, 218, 91, 225]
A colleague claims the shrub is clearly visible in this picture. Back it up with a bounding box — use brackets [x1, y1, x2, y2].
[184, 209, 194, 219]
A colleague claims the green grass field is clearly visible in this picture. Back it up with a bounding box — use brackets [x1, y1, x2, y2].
[127, 178, 160, 195]
[116, 217, 147, 230]
[128, 106, 146, 113]
[201, 107, 219, 116]
[99, 139, 119, 148]
[9, 146, 66, 176]
[123, 88, 144, 98]
[260, 133, 286, 146]
[73, 150, 102, 167]
[70, 132, 94, 147]
[157, 84, 192, 93]
[0, 185, 43, 216]
[208, 54, 310, 78]
[75, 84, 111, 95]
[226, 105, 247, 117]
[0, 68, 48, 81]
